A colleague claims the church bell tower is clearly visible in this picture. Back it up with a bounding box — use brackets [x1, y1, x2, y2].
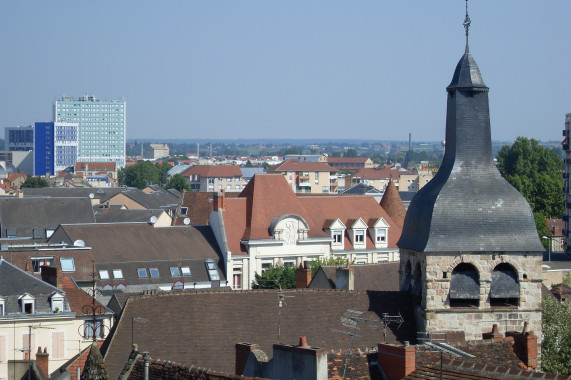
[397, 2, 544, 341]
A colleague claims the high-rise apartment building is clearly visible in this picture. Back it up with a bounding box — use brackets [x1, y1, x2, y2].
[54, 95, 126, 168]
[33, 122, 79, 176]
[5, 125, 34, 151]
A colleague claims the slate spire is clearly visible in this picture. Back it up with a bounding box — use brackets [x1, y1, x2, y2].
[397, 5, 543, 253]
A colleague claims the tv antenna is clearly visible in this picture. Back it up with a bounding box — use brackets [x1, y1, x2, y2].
[417, 332, 475, 380]
[256, 278, 295, 342]
[332, 309, 379, 380]
[380, 312, 404, 343]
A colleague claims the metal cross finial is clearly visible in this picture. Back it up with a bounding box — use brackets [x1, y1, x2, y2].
[463, 0, 471, 53]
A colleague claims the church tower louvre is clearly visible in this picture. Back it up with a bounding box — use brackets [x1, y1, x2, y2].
[397, 2, 543, 341]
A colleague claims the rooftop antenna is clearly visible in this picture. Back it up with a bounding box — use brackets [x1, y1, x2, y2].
[463, 0, 471, 53]
[331, 309, 380, 380]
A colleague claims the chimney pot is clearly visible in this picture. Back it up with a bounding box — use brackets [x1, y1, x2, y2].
[492, 324, 499, 333]
[298, 336, 308, 347]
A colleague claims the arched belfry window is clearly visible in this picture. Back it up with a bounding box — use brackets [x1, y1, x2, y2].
[402, 261, 412, 292]
[412, 263, 422, 297]
[490, 263, 519, 307]
[450, 263, 480, 308]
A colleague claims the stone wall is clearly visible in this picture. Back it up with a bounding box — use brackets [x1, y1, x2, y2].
[399, 249, 543, 342]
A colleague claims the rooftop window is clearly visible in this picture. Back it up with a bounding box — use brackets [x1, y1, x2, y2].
[60, 258, 75, 272]
[113, 269, 123, 279]
[170, 267, 180, 276]
[137, 268, 148, 278]
[181, 266, 191, 276]
[99, 270, 109, 280]
[149, 268, 160, 278]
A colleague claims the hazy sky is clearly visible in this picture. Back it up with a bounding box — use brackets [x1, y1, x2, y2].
[0, 1, 569, 142]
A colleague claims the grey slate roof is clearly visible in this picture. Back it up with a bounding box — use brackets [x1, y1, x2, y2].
[94, 205, 166, 224]
[341, 183, 383, 195]
[398, 50, 543, 253]
[309, 263, 400, 291]
[0, 259, 70, 315]
[23, 187, 124, 202]
[0, 197, 95, 239]
[120, 187, 180, 210]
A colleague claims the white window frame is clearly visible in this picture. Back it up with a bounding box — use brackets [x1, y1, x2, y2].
[60, 258, 75, 272]
[354, 230, 365, 243]
[19, 294, 35, 314]
[376, 229, 387, 242]
[99, 270, 109, 280]
[332, 230, 343, 244]
[51, 293, 65, 313]
[112, 269, 123, 279]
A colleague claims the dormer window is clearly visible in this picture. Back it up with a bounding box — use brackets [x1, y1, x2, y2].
[332, 230, 343, 244]
[354, 230, 365, 243]
[376, 229, 386, 242]
[50, 293, 65, 313]
[0, 297, 5, 316]
[19, 294, 35, 314]
[369, 218, 389, 248]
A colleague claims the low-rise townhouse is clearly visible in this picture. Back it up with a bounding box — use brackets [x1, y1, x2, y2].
[181, 165, 247, 193]
[269, 159, 338, 194]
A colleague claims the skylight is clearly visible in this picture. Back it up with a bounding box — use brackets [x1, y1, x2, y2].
[99, 270, 109, 280]
[137, 268, 148, 278]
[181, 266, 191, 276]
[149, 268, 159, 278]
[60, 258, 75, 272]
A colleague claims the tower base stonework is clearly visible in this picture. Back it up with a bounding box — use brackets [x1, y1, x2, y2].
[400, 249, 542, 345]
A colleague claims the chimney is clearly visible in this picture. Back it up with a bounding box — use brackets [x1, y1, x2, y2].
[335, 261, 354, 290]
[377, 342, 415, 380]
[40, 265, 63, 289]
[213, 191, 225, 211]
[296, 261, 312, 289]
[35, 347, 49, 377]
[235, 343, 260, 376]
[506, 326, 538, 370]
[271, 338, 327, 380]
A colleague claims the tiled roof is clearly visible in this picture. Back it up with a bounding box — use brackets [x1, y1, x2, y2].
[22, 187, 124, 202]
[327, 157, 369, 164]
[102, 289, 417, 378]
[0, 197, 95, 238]
[309, 263, 400, 291]
[119, 187, 180, 210]
[546, 218, 564, 236]
[48, 223, 225, 288]
[174, 191, 214, 226]
[221, 174, 401, 254]
[341, 183, 383, 195]
[181, 165, 242, 178]
[380, 180, 407, 229]
[351, 167, 400, 180]
[75, 162, 117, 171]
[271, 159, 336, 172]
[52, 342, 104, 380]
[61, 277, 110, 316]
[328, 351, 381, 380]
[94, 205, 167, 224]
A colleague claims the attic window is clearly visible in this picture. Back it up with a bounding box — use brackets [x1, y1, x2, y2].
[137, 268, 148, 278]
[206, 261, 220, 281]
[332, 230, 343, 244]
[354, 230, 365, 243]
[181, 266, 191, 276]
[99, 270, 109, 280]
[376, 229, 387, 242]
[51, 294, 64, 313]
[170, 267, 180, 276]
[60, 258, 75, 272]
[32, 257, 54, 274]
[0, 297, 5, 316]
[6, 228, 16, 238]
[46, 229, 55, 238]
[19, 294, 35, 314]
[112, 269, 123, 279]
[149, 268, 160, 278]
[180, 207, 188, 215]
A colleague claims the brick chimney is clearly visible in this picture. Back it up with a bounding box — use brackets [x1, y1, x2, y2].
[377, 342, 415, 380]
[213, 190, 225, 211]
[296, 261, 312, 289]
[335, 261, 354, 290]
[235, 342, 260, 376]
[506, 324, 538, 370]
[35, 347, 49, 377]
[41, 264, 63, 289]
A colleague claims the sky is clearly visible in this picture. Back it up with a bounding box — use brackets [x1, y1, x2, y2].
[0, 1, 569, 143]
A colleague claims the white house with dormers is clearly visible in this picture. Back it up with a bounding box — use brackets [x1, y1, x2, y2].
[209, 174, 402, 290]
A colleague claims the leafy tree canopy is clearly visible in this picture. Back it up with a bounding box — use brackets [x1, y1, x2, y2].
[309, 256, 354, 276]
[20, 176, 49, 188]
[497, 137, 564, 219]
[542, 296, 571, 375]
[118, 160, 172, 189]
[251, 265, 296, 289]
[166, 174, 190, 192]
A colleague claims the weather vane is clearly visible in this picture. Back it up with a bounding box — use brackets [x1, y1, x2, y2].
[463, 0, 471, 52]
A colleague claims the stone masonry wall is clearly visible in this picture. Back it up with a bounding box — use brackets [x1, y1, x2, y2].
[399, 249, 543, 342]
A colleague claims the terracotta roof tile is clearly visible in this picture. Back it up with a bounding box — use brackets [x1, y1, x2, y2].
[380, 180, 407, 229]
[61, 277, 108, 315]
[181, 165, 242, 178]
[327, 157, 369, 164]
[220, 174, 401, 255]
[75, 162, 117, 171]
[272, 159, 336, 172]
[351, 166, 400, 180]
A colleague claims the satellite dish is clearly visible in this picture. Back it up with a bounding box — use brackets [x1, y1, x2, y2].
[89, 193, 94, 199]
[183, 218, 191, 225]
[149, 216, 158, 225]
[74, 240, 85, 247]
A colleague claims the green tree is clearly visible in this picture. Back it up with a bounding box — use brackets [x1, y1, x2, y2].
[251, 265, 296, 289]
[118, 161, 172, 189]
[166, 174, 190, 192]
[497, 137, 564, 219]
[344, 148, 358, 158]
[20, 176, 49, 188]
[542, 295, 571, 375]
[309, 257, 354, 276]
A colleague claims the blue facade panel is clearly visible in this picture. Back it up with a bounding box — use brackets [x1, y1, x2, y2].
[34, 122, 54, 176]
